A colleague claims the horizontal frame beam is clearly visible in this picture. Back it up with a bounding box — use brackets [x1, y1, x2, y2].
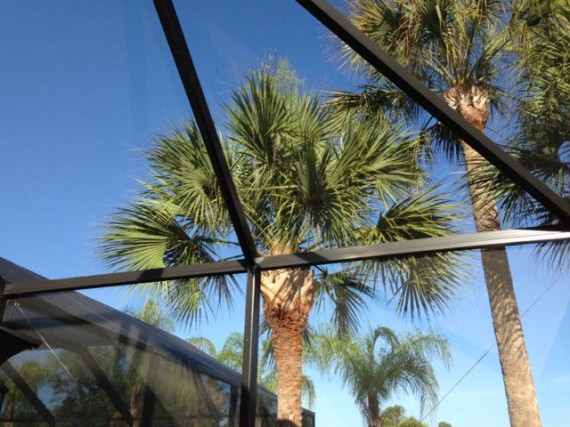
[3, 260, 248, 297]
[256, 228, 570, 270]
[296, 0, 570, 225]
[4, 229, 569, 297]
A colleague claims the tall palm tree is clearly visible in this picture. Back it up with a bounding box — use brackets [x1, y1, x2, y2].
[329, 1, 546, 425]
[482, 1, 570, 266]
[99, 63, 463, 426]
[311, 326, 451, 427]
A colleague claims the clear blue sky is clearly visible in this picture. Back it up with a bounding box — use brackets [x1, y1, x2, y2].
[1, 1, 568, 426]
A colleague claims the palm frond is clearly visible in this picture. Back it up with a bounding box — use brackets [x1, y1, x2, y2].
[311, 325, 451, 423]
[313, 269, 375, 337]
[186, 337, 218, 358]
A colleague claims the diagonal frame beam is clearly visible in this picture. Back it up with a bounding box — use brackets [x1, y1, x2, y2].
[153, 0, 258, 263]
[1, 363, 55, 427]
[4, 228, 569, 297]
[76, 348, 134, 426]
[296, 0, 570, 225]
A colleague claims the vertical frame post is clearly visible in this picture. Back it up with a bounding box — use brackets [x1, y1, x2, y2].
[229, 384, 239, 427]
[0, 275, 8, 322]
[239, 266, 261, 427]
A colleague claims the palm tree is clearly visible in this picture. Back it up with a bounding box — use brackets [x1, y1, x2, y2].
[99, 62, 463, 426]
[188, 332, 316, 407]
[330, 1, 546, 425]
[311, 326, 451, 427]
[124, 299, 175, 332]
[482, 2, 570, 266]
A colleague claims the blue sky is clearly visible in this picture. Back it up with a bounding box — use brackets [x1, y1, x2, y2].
[1, 1, 569, 426]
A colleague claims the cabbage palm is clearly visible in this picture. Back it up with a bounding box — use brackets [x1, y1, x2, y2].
[312, 326, 450, 427]
[331, 1, 544, 425]
[99, 64, 463, 426]
[483, 2, 570, 267]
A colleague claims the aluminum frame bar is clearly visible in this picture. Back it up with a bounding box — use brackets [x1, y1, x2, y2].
[1, 362, 55, 426]
[0, 326, 40, 365]
[193, 371, 223, 422]
[3, 260, 247, 297]
[77, 348, 134, 426]
[0, 275, 8, 320]
[296, 0, 570, 224]
[256, 228, 570, 270]
[239, 266, 261, 427]
[3, 229, 569, 297]
[153, 0, 258, 262]
[0, 379, 8, 412]
[229, 385, 239, 427]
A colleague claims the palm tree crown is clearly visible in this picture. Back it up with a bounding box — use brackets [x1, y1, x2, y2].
[330, 0, 512, 160]
[99, 61, 463, 426]
[330, 2, 554, 425]
[312, 326, 451, 427]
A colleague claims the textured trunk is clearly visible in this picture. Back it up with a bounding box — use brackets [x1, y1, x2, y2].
[261, 268, 315, 427]
[367, 393, 381, 427]
[129, 380, 143, 427]
[445, 85, 542, 427]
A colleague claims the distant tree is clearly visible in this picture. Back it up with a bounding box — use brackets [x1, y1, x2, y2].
[372, 404, 430, 427]
[438, 422, 452, 427]
[0, 361, 48, 427]
[312, 326, 451, 427]
[399, 418, 428, 427]
[124, 299, 175, 332]
[381, 405, 405, 427]
[47, 351, 115, 427]
[123, 300, 176, 426]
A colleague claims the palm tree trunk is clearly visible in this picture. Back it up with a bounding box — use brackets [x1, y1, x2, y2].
[270, 311, 304, 426]
[261, 268, 314, 427]
[367, 393, 381, 427]
[129, 379, 143, 427]
[445, 85, 542, 427]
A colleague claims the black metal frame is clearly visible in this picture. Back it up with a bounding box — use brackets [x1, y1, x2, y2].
[153, 0, 257, 263]
[1, 363, 55, 426]
[296, 0, 570, 225]
[4, 228, 569, 298]
[2, 1, 570, 426]
[239, 266, 261, 427]
[76, 348, 134, 425]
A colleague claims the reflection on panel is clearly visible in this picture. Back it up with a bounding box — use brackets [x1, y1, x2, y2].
[0, 259, 315, 426]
